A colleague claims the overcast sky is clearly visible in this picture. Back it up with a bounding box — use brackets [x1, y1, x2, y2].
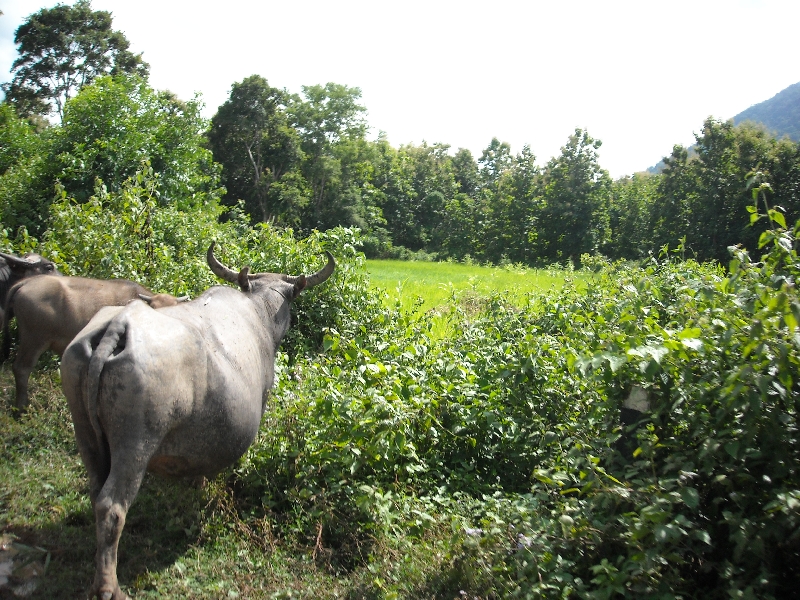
[1, 0, 799, 178]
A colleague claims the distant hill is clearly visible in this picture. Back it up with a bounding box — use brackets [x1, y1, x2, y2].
[732, 81, 800, 141]
[644, 81, 800, 175]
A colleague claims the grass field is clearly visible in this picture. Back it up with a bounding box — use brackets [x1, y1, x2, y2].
[365, 259, 576, 313]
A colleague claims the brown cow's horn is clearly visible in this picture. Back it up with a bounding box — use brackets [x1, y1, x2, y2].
[206, 242, 239, 283]
[0, 251, 40, 266]
[305, 251, 335, 289]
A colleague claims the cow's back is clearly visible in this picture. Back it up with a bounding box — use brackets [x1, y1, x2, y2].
[64, 293, 269, 478]
[12, 276, 151, 354]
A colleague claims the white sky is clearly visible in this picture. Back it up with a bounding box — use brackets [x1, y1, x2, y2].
[1, 0, 799, 178]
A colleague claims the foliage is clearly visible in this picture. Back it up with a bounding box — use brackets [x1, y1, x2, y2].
[4, 19, 800, 593]
[4, 200, 800, 596]
[39, 163, 384, 356]
[0, 103, 45, 176]
[651, 118, 800, 263]
[290, 82, 369, 231]
[52, 75, 221, 209]
[208, 75, 305, 225]
[228, 200, 800, 598]
[535, 128, 612, 264]
[0, 75, 223, 236]
[605, 172, 658, 260]
[2, 0, 148, 120]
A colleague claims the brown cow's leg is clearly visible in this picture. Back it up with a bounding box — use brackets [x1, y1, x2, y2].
[91, 462, 147, 600]
[11, 338, 47, 414]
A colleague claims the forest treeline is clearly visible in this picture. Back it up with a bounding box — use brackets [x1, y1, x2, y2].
[2, 3, 800, 266]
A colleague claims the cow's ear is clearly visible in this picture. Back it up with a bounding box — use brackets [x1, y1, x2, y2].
[293, 275, 307, 298]
[237, 267, 251, 292]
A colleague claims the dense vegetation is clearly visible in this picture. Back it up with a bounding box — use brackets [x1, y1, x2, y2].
[1, 2, 799, 598]
[2, 198, 799, 598]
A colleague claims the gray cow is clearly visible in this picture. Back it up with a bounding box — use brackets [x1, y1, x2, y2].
[4, 275, 153, 413]
[60, 244, 334, 600]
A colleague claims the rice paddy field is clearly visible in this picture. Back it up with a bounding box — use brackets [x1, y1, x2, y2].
[365, 259, 577, 313]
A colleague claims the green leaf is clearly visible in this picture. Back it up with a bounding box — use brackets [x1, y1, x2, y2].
[680, 487, 700, 510]
[724, 441, 740, 459]
[768, 209, 787, 229]
[681, 338, 703, 351]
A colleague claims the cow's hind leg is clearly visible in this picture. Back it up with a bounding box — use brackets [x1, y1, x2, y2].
[91, 457, 148, 600]
[11, 335, 48, 415]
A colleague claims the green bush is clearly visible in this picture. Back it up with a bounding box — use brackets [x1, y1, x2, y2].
[233, 205, 799, 597]
[38, 163, 384, 356]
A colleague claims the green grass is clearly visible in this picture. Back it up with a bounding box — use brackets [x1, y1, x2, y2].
[366, 259, 579, 338]
[366, 259, 576, 312]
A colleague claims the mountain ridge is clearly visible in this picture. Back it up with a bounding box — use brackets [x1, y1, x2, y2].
[644, 80, 800, 175]
[732, 81, 800, 141]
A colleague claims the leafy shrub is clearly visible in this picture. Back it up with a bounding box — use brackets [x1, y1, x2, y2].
[234, 199, 799, 597]
[436, 215, 800, 597]
[39, 163, 384, 355]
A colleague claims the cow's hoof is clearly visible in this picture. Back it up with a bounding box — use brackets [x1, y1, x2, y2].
[95, 586, 129, 600]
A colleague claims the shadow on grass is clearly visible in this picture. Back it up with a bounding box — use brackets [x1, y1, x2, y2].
[0, 475, 207, 600]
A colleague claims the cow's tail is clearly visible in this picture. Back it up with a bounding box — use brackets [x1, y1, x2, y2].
[1, 281, 25, 362]
[86, 316, 128, 459]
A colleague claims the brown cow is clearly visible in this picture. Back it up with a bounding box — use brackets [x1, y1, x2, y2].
[4, 276, 153, 414]
[0, 250, 61, 359]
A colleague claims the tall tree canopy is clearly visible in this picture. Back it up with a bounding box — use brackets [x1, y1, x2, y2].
[535, 129, 611, 263]
[0, 75, 220, 236]
[2, 0, 148, 120]
[290, 83, 368, 228]
[208, 75, 304, 225]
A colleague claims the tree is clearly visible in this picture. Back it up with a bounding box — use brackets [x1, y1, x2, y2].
[480, 145, 541, 264]
[290, 83, 367, 228]
[2, 0, 148, 120]
[370, 139, 418, 252]
[0, 102, 45, 176]
[1, 75, 221, 237]
[399, 142, 459, 252]
[534, 129, 611, 264]
[649, 119, 800, 263]
[478, 137, 512, 188]
[208, 75, 304, 225]
[451, 148, 479, 197]
[690, 118, 800, 262]
[649, 144, 695, 255]
[51, 75, 219, 208]
[606, 173, 659, 260]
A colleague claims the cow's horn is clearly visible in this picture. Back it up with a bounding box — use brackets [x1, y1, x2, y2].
[206, 242, 240, 283]
[238, 266, 251, 292]
[305, 251, 336, 289]
[0, 251, 40, 267]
